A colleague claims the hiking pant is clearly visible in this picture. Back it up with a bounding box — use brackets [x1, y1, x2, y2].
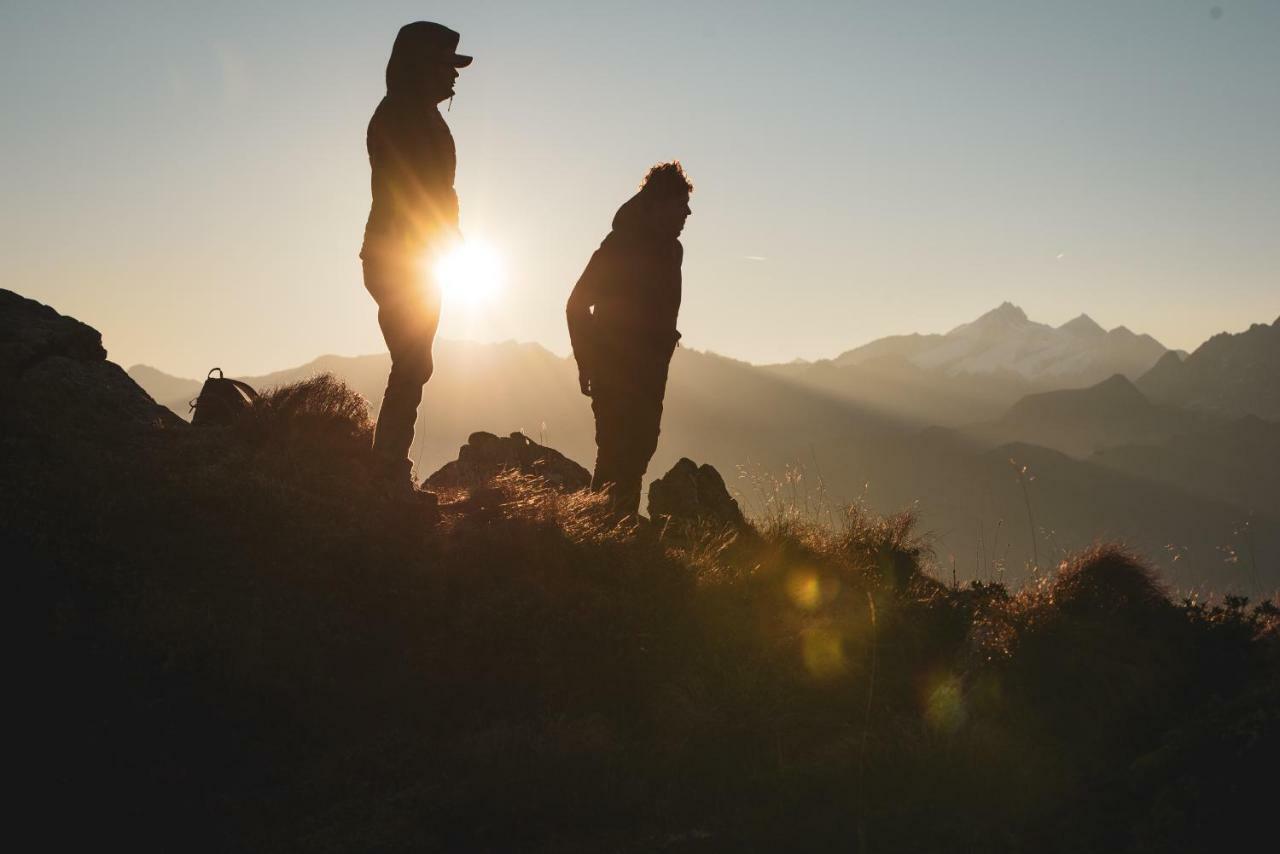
[590, 366, 668, 517]
[364, 257, 441, 477]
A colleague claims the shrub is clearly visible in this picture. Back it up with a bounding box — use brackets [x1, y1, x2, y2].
[1049, 543, 1168, 615]
[238, 372, 373, 457]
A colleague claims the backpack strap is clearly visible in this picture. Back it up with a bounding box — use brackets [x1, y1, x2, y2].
[208, 367, 224, 379]
[228, 379, 260, 402]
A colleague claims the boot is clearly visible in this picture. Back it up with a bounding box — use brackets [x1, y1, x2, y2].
[377, 457, 438, 506]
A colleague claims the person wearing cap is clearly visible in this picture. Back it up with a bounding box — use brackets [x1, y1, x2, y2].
[567, 162, 693, 518]
[361, 22, 472, 498]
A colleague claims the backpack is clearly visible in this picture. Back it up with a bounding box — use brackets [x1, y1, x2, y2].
[190, 367, 259, 426]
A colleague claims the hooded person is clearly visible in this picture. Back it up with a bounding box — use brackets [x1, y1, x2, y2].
[361, 21, 472, 497]
[566, 162, 694, 517]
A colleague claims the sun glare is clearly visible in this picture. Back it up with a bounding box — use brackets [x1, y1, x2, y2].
[433, 239, 504, 306]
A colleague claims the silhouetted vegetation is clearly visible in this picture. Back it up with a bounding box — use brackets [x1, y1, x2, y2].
[18, 376, 1277, 852]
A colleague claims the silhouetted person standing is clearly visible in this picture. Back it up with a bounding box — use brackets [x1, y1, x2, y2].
[362, 22, 471, 496]
[567, 163, 693, 517]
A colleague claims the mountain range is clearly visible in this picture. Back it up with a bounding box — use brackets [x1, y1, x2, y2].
[129, 303, 1279, 592]
[836, 302, 1168, 382]
[764, 303, 1175, 426]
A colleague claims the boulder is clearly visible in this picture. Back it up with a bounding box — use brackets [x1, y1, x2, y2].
[0, 288, 106, 376]
[0, 289, 182, 440]
[426, 430, 591, 491]
[648, 458, 746, 529]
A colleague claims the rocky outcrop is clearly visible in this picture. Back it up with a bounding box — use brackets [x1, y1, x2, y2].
[0, 289, 106, 374]
[426, 430, 591, 491]
[0, 289, 181, 440]
[647, 458, 746, 529]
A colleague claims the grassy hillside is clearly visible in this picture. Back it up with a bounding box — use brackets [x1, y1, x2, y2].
[14, 373, 1278, 853]
[130, 346, 1278, 591]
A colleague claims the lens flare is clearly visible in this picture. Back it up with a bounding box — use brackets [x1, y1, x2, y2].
[786, 568, 841, 611]
[433, 239, 503, 305]
[801, 625, 848, 678]
[924, 674, 967, 733]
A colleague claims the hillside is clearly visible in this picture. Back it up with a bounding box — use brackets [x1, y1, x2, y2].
[1092, 415, 1280, 522]
[132, 335, 1276, 592]
[1138, 318, 1280, 419]
[964, 374, 1200, 458]
[8, 288, 1278, 852]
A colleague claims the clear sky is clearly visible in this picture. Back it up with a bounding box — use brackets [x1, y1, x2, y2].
[2, 1, 1277, 377]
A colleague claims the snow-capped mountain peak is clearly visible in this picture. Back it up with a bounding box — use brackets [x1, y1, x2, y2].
[910, 304, 1168, 383]
[1059, 314, 1106, 337]
[950, 301, 1032, 335]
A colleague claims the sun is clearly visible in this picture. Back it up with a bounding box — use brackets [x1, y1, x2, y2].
[433, 239, 503, 306]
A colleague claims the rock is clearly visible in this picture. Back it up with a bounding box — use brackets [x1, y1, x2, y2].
[648, 458, 746, 529]
[0, 288, 106, 377]
[0, 289, 182, 439]
[425, 430, 592, 491]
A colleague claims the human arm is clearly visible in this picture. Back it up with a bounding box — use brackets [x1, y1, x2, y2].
[566, 246, 610, 396]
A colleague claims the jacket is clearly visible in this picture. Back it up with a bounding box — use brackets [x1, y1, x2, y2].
[360, 37, 459, 262]
[566, 192, 683, 389]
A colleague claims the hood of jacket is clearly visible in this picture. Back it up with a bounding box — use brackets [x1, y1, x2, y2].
[385, 26, 440, 95]
[610, 191, 649, 235]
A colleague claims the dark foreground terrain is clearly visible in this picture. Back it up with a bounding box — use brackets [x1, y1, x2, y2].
[6, 290, 1277, 852]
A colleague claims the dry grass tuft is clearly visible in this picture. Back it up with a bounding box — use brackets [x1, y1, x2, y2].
[1048, 543, 1168, 615]
[241, 372, 373, 454]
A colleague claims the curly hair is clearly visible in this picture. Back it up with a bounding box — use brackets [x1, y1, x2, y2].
[639, 161, 693, 198]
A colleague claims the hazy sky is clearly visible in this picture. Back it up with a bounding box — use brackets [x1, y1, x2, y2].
[3, 1, 1277, 377]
